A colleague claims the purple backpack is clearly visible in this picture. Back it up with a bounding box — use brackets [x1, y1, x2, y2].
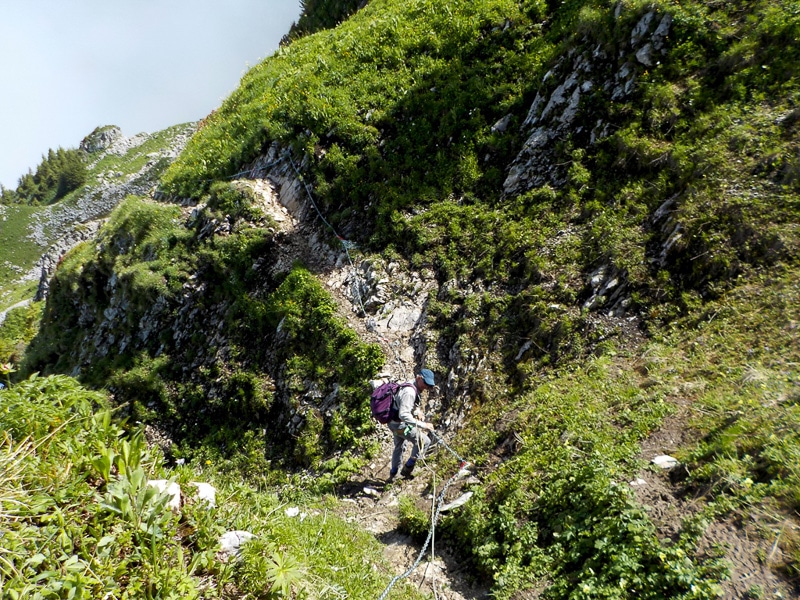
[370, 382, 413, 424]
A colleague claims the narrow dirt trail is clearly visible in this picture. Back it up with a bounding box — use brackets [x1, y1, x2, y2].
[331, 416, 489, 600]
[0, 298, 32, 326]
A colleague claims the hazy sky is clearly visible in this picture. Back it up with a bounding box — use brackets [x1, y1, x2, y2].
[0, 1, 301, 189]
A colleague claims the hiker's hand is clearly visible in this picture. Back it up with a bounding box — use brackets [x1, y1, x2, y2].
[418, 421, 434, 431]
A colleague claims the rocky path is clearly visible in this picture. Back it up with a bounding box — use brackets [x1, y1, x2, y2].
[244, 173, 490, 599]
[336, 455, 489, 600]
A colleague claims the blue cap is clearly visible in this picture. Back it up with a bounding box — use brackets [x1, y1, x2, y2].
[420, 369, 435, 386]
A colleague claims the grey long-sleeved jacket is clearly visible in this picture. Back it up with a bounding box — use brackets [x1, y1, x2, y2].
[393, 382, 421, 426]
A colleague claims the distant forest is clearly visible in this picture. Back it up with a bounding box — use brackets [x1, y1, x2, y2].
[0, 147, 87, 206]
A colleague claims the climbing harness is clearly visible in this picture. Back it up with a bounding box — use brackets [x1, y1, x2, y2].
[376, 430, 471, 600]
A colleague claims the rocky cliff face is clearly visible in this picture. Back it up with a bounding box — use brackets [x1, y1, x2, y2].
[79, 125, 126, 154]
[504, 10, 673, 196]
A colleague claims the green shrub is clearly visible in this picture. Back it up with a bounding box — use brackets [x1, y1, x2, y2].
[0, 375, 202, 598]
[441, 354, 728, 598]
[398, 495, 431, 541]
[263, 266, 384, 463]
[0, 302, 42, 365]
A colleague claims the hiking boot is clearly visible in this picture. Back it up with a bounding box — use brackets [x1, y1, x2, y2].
[387, 468, 398, 481]
[400, 461, 415, 478]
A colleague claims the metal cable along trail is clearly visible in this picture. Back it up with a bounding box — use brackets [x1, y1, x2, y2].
[270, 152, 472, 596]
[284, 153, 369, 317]
[210, 150, 405, 364]
[276, 153, 475, 597]
[376, 432, 470, 600]
[281, 151, 405, 364]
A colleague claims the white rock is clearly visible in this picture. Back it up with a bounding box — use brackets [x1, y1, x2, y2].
[386, 306, 422, 332]
[285, 506, 301, 517]
[629, 478, 648, 487]
[491, 114, 513, 133]
[652, 455, 679, 469]
[515, 340, 534, 362]
[363, 486, 380, 498]
[440, 492, 473, 512]
[219, 530, 255, 558]
[147, 479, 181, 511]
[190, 482, 217, 507]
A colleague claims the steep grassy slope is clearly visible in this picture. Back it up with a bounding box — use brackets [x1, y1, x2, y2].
[282, 0, 365, 42]
[0, 204, 42, 306]
[12, 0, 800, 597]
[0, 376, 424, 599]
[23, 188, 384, 481]
[162, 0, 799, 390]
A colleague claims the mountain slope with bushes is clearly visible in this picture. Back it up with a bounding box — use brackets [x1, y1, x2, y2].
[2, 0, 799, 597]
[0, 123, 193, 319]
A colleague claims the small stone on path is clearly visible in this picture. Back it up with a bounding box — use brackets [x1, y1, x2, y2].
[652, 455, 679, 469]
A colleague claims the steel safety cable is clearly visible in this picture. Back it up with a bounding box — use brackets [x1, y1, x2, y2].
[376, 428, 471, 600]
[375, 466, 462, 600]
[284, 152, 371, 319]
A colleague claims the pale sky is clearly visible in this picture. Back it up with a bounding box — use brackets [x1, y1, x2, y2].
[0, 1, 301, 189]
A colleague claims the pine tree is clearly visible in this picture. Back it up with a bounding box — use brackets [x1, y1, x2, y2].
[10, 147, 87, 205]
[54, 150, 87, 200]
[0, 184, 17, 205]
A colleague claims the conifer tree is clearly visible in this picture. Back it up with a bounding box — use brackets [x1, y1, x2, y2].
[8, 147, 87, 205]
[55, 150, 87, 200]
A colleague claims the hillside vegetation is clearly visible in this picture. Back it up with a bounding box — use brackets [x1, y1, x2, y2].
[0, 375, 420, 599]
[2, 0, 799, 598]
[0, 123, 192, 318]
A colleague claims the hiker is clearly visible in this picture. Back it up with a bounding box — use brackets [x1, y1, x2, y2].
[388, 369, 436, 480]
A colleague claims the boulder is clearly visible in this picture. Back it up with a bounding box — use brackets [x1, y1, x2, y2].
[190, 482, 217, 507]
[652, 455, 679, 469]
[218, 530, 256, 559]
[146, 479, 181, 511]
[80, 126, 124, 154]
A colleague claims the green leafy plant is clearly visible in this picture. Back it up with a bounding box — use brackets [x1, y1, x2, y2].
[100, 467, 175, 541]
[398, 495, 431, 540]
